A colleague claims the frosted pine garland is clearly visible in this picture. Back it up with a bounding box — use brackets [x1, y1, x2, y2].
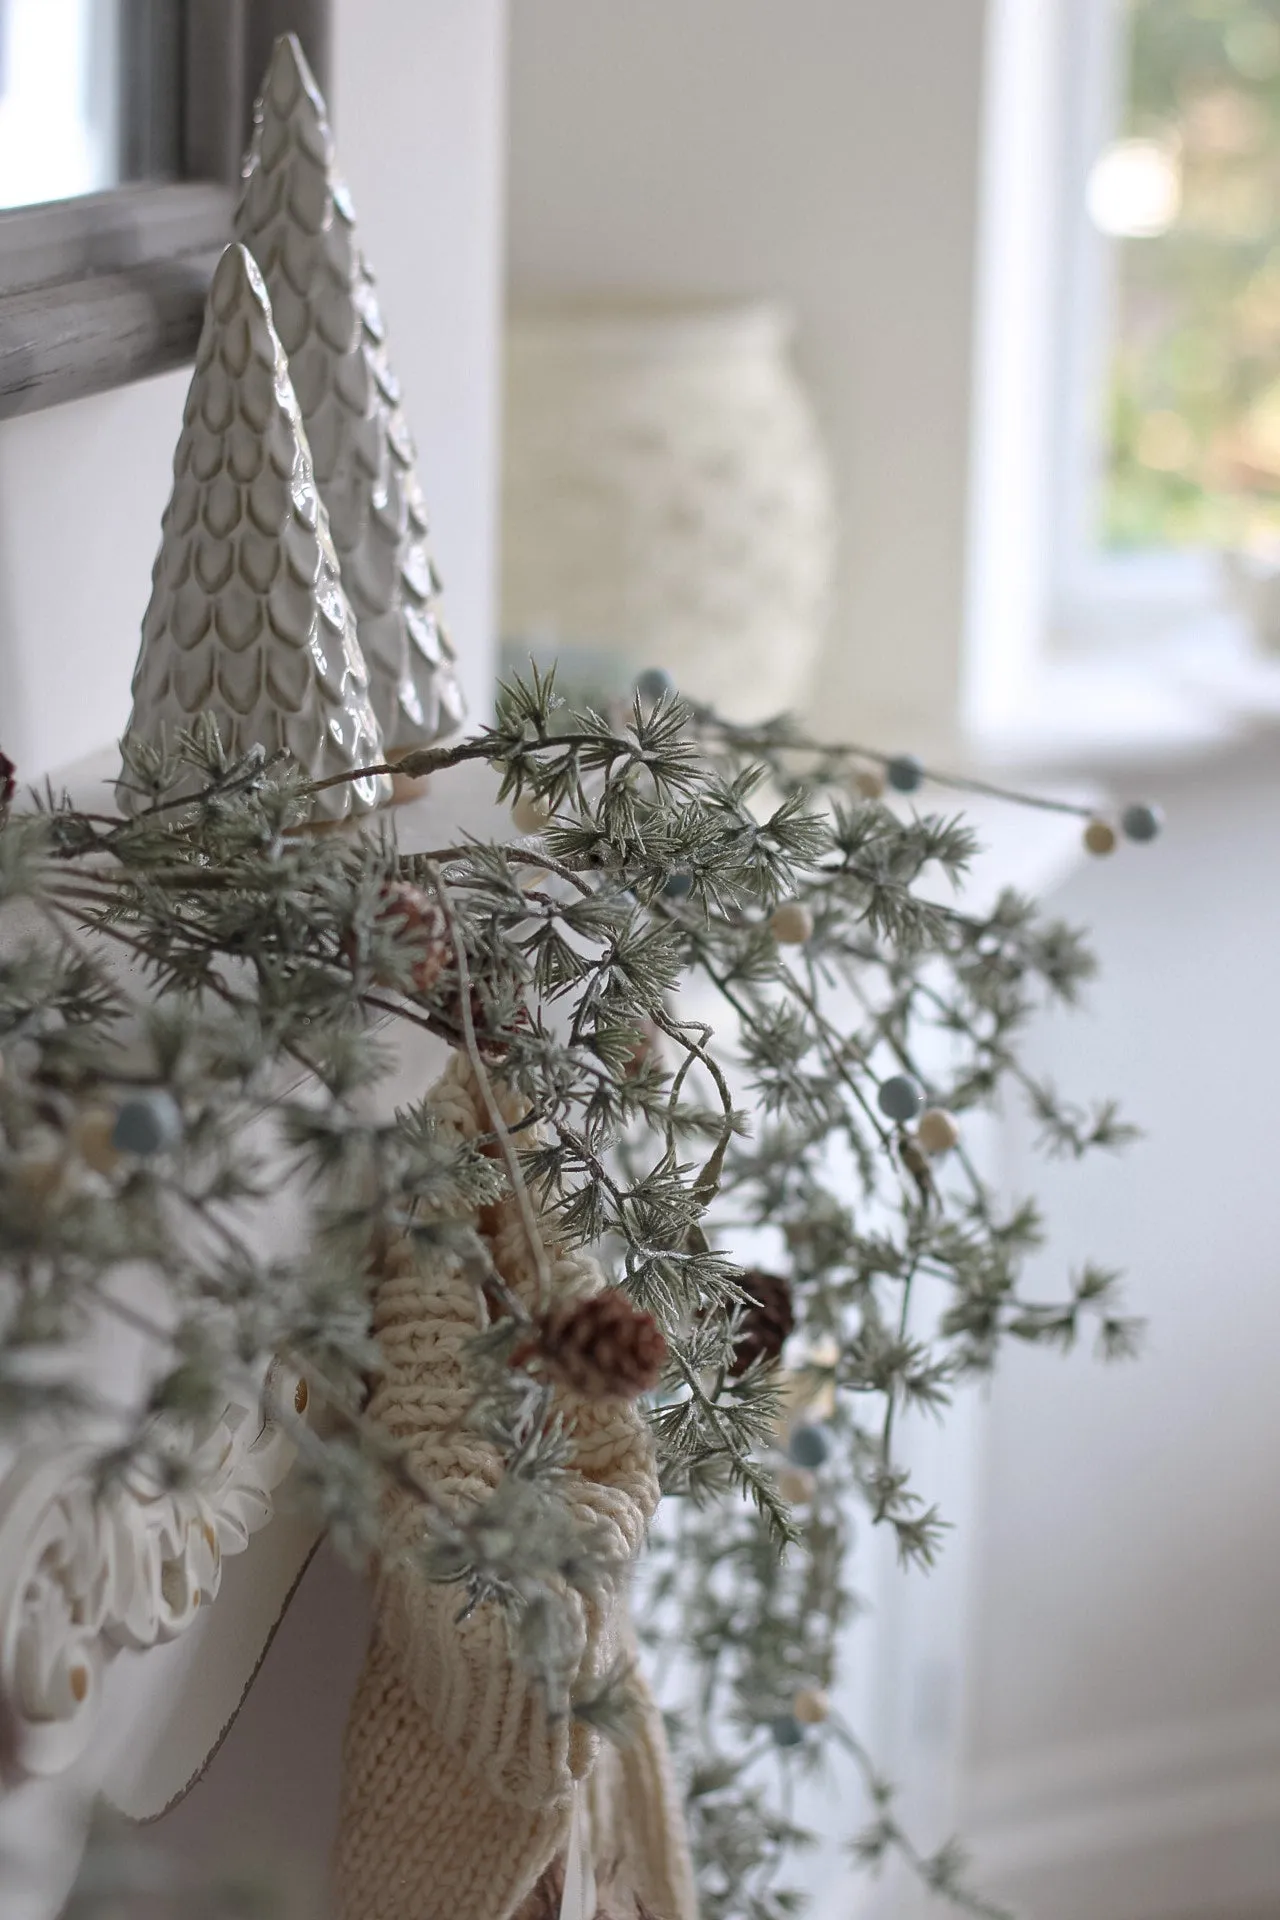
[0, 676, 1142, 1918]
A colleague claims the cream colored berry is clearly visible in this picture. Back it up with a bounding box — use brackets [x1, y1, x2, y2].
[916, 1108, 960, 1157]
[776, 1466, 816, 1506]
[855, 768, 885, 800]
[512, 792, 553, 835]
[770, 901, 814, 945]
[1084, 817, 1117, 856]
[72, 1106, 121, 1175]
[793, 1686, 830, 1726]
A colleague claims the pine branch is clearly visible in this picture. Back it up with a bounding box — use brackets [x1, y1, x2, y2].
[0, 688, 1145, 1920]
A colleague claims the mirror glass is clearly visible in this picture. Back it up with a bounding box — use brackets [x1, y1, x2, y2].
[0, 0, 182, 213]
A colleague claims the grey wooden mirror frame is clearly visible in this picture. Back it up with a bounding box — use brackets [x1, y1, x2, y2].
[0, 0, 332, 420]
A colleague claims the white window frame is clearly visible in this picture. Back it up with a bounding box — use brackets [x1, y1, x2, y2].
[961, 0, 1268, 758]
[1050, 0, 1230, 650]
[0, 0, 332, 420]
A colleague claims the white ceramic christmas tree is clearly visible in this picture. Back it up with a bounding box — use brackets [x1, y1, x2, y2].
[235, 35, 466, 755]
[118, 244, 393, 822]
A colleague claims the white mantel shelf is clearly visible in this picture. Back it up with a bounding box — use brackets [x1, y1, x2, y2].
[972, 623, 1280, 775]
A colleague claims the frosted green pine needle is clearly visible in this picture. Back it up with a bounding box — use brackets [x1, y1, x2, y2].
[0, 679, 1141, 1919]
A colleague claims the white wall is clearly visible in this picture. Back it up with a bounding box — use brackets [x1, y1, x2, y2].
[0, 371, 188, 777]
[0, 0, 504, 784]
[506, 0, 989, 754]
[331, 0, 505, 730]
[960, 742, 1280, 1920]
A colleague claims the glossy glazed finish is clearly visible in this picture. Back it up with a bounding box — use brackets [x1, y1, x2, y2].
[235, 36, 466, 751]
[117, 242, 391, 820]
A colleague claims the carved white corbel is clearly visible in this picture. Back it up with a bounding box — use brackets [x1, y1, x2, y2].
[0, 1359, 309, 1783]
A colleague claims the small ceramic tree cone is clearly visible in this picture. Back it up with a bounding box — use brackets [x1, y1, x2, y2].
[118, 245, 391, 822]
[236, 35, 466, 753]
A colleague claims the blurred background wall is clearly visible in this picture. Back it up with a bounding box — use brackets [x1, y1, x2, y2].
[507, 0, 987, 757]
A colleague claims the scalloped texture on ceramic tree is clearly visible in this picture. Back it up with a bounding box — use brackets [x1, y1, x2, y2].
[235, 34, 466, 753]
[118, 244, 392, 823]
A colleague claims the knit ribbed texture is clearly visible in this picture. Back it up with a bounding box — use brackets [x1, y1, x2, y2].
[334, 1054, 697, 1920]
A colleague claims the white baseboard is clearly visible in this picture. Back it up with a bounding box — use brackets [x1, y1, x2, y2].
[960, 1701, 1280, 1920]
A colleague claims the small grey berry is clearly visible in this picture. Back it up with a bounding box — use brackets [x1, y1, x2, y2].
[1121, 801, 1163, 844]
[787, 1424, 831, 1469]
[635, 667, 676, 703]
[112, 1091, 183, 1158]
[877, 1074, 925, 1123]
[886, 754, 924, 794]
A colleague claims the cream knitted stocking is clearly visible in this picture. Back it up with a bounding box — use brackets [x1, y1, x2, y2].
[334, 1054, 696, 1920]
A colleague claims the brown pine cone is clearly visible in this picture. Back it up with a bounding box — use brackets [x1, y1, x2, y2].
[729, 1269, 795, 1376]
[375, 881, 450, 995]
[345, 880, 450, 996]
[438, 982, 532, 1061]
[538, 1289, 668, 1400]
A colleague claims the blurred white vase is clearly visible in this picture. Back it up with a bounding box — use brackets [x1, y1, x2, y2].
[501, 302, 834, 721]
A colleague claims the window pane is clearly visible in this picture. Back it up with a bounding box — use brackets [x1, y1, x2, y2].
[1099, 0, 1280, 551]
[0, 0, 182, 213]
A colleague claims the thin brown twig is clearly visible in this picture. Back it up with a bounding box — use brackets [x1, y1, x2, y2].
[307, 736, 494, 795]
[403, 842, 596, 898]
[421, 859, 555, 1311]
[650, 1007, 738, 1204]
[690, 706, 1096, 822]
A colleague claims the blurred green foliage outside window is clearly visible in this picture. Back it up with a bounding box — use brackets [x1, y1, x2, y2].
[1102, 0, 1280, 550]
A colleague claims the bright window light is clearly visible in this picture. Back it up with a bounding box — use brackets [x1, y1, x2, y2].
[0, 0, 117, 212]
[1087, 137, 1181, 237]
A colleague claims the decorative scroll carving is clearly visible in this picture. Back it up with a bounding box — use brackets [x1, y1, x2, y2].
[0, 1359, 309, 1783]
